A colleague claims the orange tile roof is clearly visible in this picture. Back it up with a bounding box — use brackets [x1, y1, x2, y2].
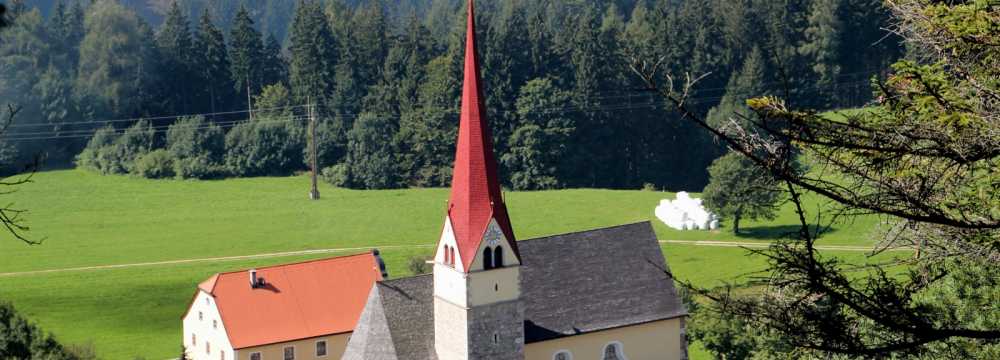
[197, 253, 383, 349]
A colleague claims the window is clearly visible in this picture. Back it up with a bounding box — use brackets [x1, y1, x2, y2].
[221, 351, 225, 360]
[449, 247, 456, 267]
[493, 246, 504, 268]
[250, 352, 261, 360]
[554, 351, 573, 360]
[199, 311, 203, 320]
[206, 342, 211, 354]
[316, 340, 328, 357]
[283, 346, 295, 360]
[603, 342, 625, 360]
[213, 319, 218, 329]
[483, 247, 493, 270]
[191, 333, 196, 346]
[493, 333, 499, 344]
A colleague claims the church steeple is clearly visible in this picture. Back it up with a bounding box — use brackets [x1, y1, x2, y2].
[446, 0, 519, 272]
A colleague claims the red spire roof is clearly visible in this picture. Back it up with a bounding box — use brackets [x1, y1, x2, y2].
[447, 0, 519, 271]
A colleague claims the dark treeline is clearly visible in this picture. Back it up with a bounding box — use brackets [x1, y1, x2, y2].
[0, 0, 901, 190]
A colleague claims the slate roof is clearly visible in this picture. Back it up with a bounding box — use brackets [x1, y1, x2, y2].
[341, 222, 686, 359]
[342, 275, 438, 360]
[520, 222, 687, 342]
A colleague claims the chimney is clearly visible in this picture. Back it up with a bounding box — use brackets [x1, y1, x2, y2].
[249, 269, 258, 288]
[373, 249, 389, 279]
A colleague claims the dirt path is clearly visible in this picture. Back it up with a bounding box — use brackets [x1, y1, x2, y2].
[0, 240, 905, 278]
[660, 240, 908, 252]
[0, 244, 436, 278]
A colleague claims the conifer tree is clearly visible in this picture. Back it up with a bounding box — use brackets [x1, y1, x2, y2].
[707, 46, 769, 130]
[502, 78, 575, 190]
[289, 0, 336, 105]
[156, 1, 195, 114]
[801, 0, 843, 107]
[193, 9, 233, 115]
[261, 34, 287, 88]
[229, 6, 264, 106]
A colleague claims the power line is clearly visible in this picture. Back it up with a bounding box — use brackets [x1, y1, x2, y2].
[1, 76, 878, 142]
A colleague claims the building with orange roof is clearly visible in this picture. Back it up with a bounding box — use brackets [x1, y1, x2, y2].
[182, 252, 387, 360]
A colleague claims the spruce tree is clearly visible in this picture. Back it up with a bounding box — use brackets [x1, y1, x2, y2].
[156, 1, 195, 114]
[229, 5, 264, 107]
[801, 0, 843, 107]
[261, 34, 287, 88]
[501, 78, 574, 190]
[193, 9, 233, 115]
[289, 0, 337, 105]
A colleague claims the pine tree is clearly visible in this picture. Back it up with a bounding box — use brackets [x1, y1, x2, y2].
[156, 1, 195, 114]
[261, 34, 287, 87]
[396, 55, 459, 187]
[707, 46, 769, 129]
[229, 5, 264, 108]
[350, 0, 388, 88]
[501, 78, 574, 190]
[801, 0, 843, 107]
[193, 9, 233, 116]
[289, 0, 336, 105]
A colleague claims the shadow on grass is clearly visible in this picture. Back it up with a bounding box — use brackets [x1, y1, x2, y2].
[734, 225, 837, 241]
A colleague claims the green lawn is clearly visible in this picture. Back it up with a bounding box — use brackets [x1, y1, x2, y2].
[0, 170, 885, 359]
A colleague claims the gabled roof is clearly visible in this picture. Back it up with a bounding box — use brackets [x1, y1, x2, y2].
[447, 0, 520, 271]
[519, 222, 687, 342]
[342, 222, 686, 359]
[196, 253, 384, 349]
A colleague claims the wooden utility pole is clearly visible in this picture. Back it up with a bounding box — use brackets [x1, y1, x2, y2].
[246, 72, 254, 122]
[308, 102, 321, 200]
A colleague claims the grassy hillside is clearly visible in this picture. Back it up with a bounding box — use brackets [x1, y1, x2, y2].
[0, 170, 885, 359]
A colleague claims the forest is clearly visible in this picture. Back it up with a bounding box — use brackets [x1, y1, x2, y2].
[1, 0, 902, 190]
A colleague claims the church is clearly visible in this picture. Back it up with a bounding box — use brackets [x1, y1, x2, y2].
[182, 2, 688, 359]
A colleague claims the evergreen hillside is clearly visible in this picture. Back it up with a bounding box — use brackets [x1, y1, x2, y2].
[3, 0, 901, 191]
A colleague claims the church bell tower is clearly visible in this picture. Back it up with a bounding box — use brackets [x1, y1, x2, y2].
[432, 1, 525, 359]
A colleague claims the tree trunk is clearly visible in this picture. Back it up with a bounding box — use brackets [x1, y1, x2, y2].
[733, 215, 741, 234]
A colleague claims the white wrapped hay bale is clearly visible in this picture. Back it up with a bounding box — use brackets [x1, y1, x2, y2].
[655, 192, 720, 231]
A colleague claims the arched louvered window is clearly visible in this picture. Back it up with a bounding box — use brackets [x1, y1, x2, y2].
[443, 245, 451, 265]
[493, 246, 504, 268]
[483, 247, 493, 270]
[603, 342, 625, 360]
[450, 247, 456, 267]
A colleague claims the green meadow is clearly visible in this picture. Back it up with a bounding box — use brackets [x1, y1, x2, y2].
[0, 170, 887, 359]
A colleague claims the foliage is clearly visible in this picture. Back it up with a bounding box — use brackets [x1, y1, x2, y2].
[228, 6, 264, 100]
[334, 113, 402, 189]
[0, 301, 85, 359]
[637, 0, 1000, 357]
[134, 149, 175, 179]
[702, 152, 783, 234]
[501, 78, 574, 190]
[76, 121, 156, 175]
[224, 119, 303, 177]
[406, 255, 430, 275]
[76, 0, 156, 118]
[4, 0, 902, 189]
[254, 83, 293, 118]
